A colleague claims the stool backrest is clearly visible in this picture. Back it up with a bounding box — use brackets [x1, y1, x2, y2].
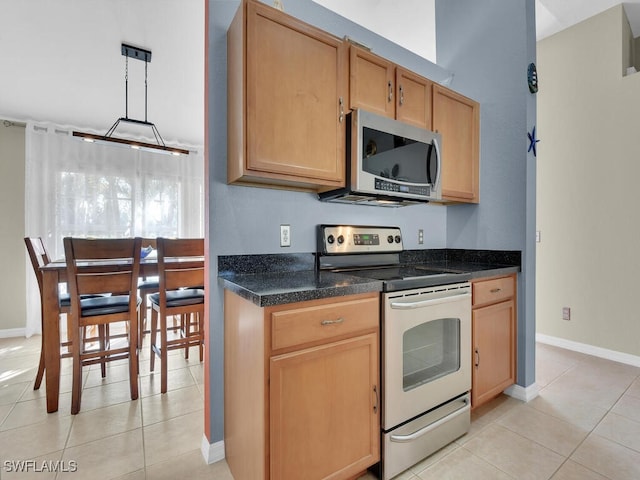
[24, 237, 51, 296]
[63, 237, 142, 318]
[156, 237, 205, 296]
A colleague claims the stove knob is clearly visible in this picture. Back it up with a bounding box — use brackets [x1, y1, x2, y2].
[387, 235, 394, 244]
[337, 235, 345, 244]
[395, 235, 402, 243]
[327, 234, 335, 244]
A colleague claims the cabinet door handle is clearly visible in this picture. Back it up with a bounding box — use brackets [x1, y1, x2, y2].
[474, 348, 480, 367]
[399, 84, 404, 105]
[388, 81, 393, 102]
[490, 288, 502, 293]
[373, 385, 378, 413]
[320, 317, 344, 326]
[338, 97, 344, 123]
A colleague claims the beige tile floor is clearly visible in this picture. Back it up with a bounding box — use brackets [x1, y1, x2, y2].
[371, 342, 640, 480]
[2, 336, 639, 479]
[0, 328, 233, 480]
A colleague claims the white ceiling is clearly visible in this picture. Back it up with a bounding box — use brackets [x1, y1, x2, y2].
[536, 0, 640, 40]
[2, 0, 639, 150]
[0, 0, 204, 148]
[315, 0, 640, 63]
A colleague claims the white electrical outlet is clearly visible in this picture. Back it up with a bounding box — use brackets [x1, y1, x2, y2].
[418, 229, 424, 244]
[562, 307, 571, 321]
[280, 224, 291, 247]
[536, 230, 541, 242]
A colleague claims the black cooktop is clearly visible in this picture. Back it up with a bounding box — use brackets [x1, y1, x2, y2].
[317, 225, 472, 292]
[344, 265, 471, 292]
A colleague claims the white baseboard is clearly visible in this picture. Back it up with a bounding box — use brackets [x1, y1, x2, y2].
[0, 328, 27, 339]
[536, 333, 640, 368]
[504, 382, 539, 402]
[201, 435, 225, 464]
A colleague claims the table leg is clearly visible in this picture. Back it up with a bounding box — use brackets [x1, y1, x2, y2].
[42, 269, 60, 413]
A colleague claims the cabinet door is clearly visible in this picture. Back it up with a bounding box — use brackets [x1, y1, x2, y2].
[396, 67, 432, 130]
[245, 0, 346, 186]
[432, 84, 480, 203]
[472, 299, 516, 407]
[349, 46, 395, 118]
[270, 333, 380, 480]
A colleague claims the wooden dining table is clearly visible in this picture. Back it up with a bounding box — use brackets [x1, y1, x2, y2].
[40, 255, 204, 413]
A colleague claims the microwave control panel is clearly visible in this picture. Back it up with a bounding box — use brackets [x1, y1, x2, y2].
[375, 179, 430, 197]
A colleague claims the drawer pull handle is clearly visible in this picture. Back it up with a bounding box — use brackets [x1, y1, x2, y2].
[388, 81, 393, 102]
[373, 385, 378, 413]
[321, 317, 344, 326]
[390, 398, 470, 443]
[490, 288, 502, 293]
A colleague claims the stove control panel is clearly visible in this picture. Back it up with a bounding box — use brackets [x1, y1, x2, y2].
[318, 225, 403, 254]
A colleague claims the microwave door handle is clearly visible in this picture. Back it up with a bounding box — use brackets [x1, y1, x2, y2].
[427, 139, 441, 188]
[426, 143, 434, 185]
[433, 138, 441, 188]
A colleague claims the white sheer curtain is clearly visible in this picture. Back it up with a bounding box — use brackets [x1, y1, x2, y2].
[24, 121, 204, 336]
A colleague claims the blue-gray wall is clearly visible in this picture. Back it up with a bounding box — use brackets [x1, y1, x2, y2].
[207, 0, 536, 444]
[436, 0, 537, 387]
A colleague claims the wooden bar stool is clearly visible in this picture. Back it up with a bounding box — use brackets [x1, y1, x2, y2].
[149, 238, 205, 393]
[64, 237, 142, 414]
[24, 237, 110, 389]
[24, 237, 72, 390]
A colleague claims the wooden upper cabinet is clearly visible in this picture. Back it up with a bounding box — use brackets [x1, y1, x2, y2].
[432, 84, 480, 203]
[396, 67, 433, 130]
[349, 46, 395, 118]
[227, 0, 347, 191]
[349, 46, 432, 130]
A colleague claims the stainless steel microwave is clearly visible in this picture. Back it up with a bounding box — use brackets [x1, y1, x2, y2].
[319, 109, 441, 207]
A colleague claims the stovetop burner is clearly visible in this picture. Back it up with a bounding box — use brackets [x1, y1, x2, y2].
[317, 225, 471, 291]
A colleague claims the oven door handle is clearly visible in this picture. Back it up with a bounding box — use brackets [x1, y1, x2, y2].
[389, 398, 470, 443]
[390, 292, 471, 310]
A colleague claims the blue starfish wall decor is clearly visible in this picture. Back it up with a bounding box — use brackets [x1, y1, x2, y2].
[528, 126, 540, 156]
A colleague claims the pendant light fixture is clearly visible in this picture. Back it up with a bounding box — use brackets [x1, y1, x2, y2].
[73, 43, 189, 156]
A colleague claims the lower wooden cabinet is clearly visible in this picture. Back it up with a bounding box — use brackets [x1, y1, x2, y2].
[270, 334, 379, 479]
[224, 290, 380, 480]
[471, 275, 516, 408]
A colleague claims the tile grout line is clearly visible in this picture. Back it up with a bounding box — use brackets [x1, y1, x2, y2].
[538, 355, 640, 480]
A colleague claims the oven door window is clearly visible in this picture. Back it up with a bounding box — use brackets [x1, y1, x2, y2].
[403, 317, 460, 391]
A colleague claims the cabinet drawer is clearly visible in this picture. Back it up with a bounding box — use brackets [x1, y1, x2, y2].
[271, 296, 379, 351]
[472, 276, 515, 307]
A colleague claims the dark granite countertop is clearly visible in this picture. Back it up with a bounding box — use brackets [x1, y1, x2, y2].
[219, 270, 383, 307]
[219, 249, 521, 307]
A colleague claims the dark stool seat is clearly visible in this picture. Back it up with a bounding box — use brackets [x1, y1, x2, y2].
[81, 295, 142, 317]
[149, 289, 204, 308]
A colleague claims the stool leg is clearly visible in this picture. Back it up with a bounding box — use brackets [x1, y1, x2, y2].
[198, 312, 204, 362]
[150, 307, 157, 373]
[138, 292, 147, 349]
[184, 313, 190, 360]
[98, 324, 107, 378]
[160, 311, 168, 394]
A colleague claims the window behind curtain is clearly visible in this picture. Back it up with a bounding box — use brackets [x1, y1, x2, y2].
[57, 171, 184, 239]
[24, 122, 204, 335]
